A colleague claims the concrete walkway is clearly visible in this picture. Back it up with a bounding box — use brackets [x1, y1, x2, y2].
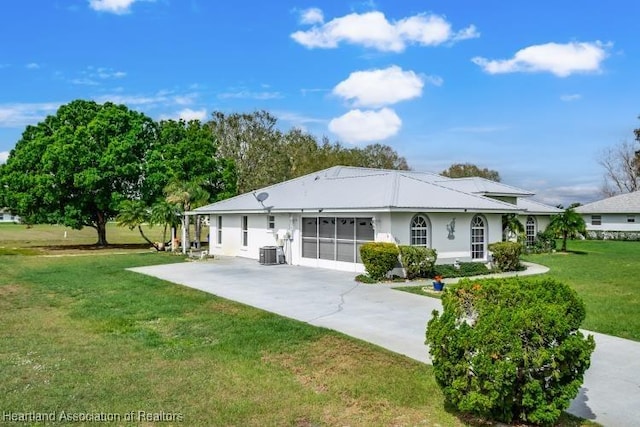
[130, 258, 640, 427]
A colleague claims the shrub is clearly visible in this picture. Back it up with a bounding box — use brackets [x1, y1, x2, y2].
[488, 241, 523, 272]
[434, 263, 492, 279]
[527, 229, 557, 253]
[426, 277, 595, 425]
[398, 245, 437, 279]
[359, 242, 399, 281]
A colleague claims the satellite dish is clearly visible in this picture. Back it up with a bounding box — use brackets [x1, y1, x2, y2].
[256, 192, 269, 202]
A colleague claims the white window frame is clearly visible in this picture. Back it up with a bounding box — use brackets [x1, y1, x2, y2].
[591, 215, 602, 226]
[627, 215, 635, 223]
[471, 215, 486, 260]
[267, 215, 275, 230]
[216, 215, 222, 244]
[241, 216, 248, 247]
[526, 216, 537, 246]
[410, 214, 431, 247]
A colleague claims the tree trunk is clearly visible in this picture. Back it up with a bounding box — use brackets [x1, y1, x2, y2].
[562, 231, 568, 252]
[96, 212, 108, 246]
[138, 225, 162, 251]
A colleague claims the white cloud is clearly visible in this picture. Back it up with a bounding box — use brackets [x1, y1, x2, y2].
[472, 41, 610, 77]
[71, 67, 127, 85]
[533, 183, 601, 207]
[333, 66, 424, 108]
[159, 108, 206, 122]
[71, 78, 100, 86]
[26, 63, 40, 69]
[217, 90, 282, 100]
[299, 7, 324, 25]
[424, 75, 444, 87]
[95, 67, 126, 79]
[329, 108, 401, 143]
[291, 10, 478, 52]
[88, 0, 136, 14]
[560, 93, 582, 102]
[177, 108, 206, 121]
[95, 93, 168, 106]
[0, 102, 61, 127]
[0, 151, 9, 164]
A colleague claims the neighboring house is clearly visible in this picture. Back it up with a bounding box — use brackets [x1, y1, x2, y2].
[189, 166, 560, 273]
[0, 209, 20, 223]
[575, 191, 640, 235]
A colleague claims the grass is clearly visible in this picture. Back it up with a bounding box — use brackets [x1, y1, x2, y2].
[0, 224, 594, 425]
[523, 239, 640, 341]
[0, 254, 466, 426]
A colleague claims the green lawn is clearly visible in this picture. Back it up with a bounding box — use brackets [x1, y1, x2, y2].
[0, 224, 594, 425]
[523, 239, 640, 341]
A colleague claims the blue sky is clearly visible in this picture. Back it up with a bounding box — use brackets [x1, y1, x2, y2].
[1, 0, 639, 206]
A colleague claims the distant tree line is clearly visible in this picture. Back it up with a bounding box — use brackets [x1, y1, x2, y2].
[208, 110, 409, 194]
[0, 100, 409, 245]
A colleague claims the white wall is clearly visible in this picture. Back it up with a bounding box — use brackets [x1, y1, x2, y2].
[389, 212, 502, 263]
[208, 213, 289, 260]
[209, 210, 506, 271]
[582, 213, 640, 232]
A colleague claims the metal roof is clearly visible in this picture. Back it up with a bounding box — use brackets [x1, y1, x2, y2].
[575, 191, 640, 214]
[517, 198, 563, 215]
[434, 177, 534, 197]
[192, 166, 533, 214]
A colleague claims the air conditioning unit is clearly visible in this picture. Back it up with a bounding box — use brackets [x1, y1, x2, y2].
[259, 246, 278, 265]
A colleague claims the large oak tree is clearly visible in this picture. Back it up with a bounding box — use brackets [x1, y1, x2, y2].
[0, 100, 156, 245]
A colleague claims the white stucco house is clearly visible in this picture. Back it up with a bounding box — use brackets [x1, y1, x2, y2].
[188, 166, 560, 273]
[575, 191, 640, 236]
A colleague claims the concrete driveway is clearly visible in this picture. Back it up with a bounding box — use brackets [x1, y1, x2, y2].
[130, 257, 640, 427]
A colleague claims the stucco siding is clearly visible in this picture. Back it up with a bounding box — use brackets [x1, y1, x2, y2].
[582, 213, 640, 232]
[388, 212, 502, 263]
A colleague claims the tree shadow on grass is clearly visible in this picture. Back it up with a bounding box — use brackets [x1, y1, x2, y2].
[561, 250, 589, 255]
[35, 243, 155, 251]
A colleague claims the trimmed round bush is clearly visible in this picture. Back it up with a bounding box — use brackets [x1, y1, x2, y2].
[488, 241, 523, 272]
[359, 242, 399, 281]
[426, 277, 595, 425]
[399, 245, 437, 279]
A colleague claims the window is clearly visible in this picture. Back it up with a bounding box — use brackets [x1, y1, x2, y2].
[628, 215, 636, 223]
[216, 216, 222, 244]
[410, 215, 430, 247]
[591, 215, 602, 226]
[241, 216, 248, 247]
[471, 215, 486, 260]
[267, 215, 275, 229]
[302, 216, 374, 263]
[526, 216, 537, 246]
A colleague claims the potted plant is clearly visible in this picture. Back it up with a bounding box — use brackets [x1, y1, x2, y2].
[433, 275, 445, 291]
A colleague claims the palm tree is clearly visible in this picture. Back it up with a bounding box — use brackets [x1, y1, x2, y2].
[548, 207, 586, 252]
[164, 180, 210, 250]
[150, 200, 181, 248]
[116, 200, 164, 251]
[502, 213, 524, 242]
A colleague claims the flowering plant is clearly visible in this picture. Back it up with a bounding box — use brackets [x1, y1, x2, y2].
[434, 275, 444, 283]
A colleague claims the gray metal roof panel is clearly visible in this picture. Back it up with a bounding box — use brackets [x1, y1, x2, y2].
[517, 198, 563, 214]
[575, 191, 640, 214]
[194, 166, 524, 214]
